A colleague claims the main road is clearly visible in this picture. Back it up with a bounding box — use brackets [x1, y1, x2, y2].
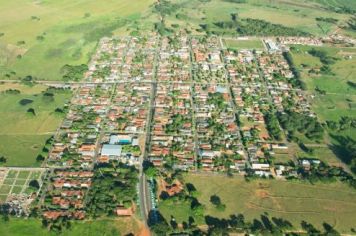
[138, 38, 160, 225]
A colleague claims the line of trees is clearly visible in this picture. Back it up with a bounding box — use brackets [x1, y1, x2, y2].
[264, 111, 282, 140]
[282, 51, 306, 90]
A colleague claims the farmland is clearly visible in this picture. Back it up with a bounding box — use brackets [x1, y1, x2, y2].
[0, 83, 72, 166]
[159, 174, 356, 233]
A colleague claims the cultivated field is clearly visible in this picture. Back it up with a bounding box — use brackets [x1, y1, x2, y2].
[0, 83, 72, 166]
[161, 174, 356, 233]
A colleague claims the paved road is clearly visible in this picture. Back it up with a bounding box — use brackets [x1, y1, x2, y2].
[138, 37, 160, 225]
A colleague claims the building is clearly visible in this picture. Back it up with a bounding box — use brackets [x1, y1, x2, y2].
[101, 144, 122, 158]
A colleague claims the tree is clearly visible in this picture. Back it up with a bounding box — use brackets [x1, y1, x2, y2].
[0, 156, 7, 163]
[29, 179, 40, 190]
[145, 166, 158, 178]
[36, 154, 45, 162]
[210, 195, 221, 206]
[27, 108, 36, 116]
[301, 220, 320, 235]
[323, 222, 340, 236]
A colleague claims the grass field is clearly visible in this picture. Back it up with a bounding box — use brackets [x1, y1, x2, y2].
[159, 174, 356, 233]
[0, 0, 354, 81]
[0, 83, 72, 166]
[0, 0, 155, 81]
[290, 45, 356, 123]
[223, 38, 264, 50]
[162, 0, 354, 37]
[0, 217, 141, 236]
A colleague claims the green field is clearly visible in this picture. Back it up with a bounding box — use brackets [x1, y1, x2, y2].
[290, 45, 356, 139]
[0, 0, 354, 81]
[0, 0, 155, 81]
[223, 38, 264, 50]
[0, 217, 141, 236]
[159, 174, 356, 233]
[0, 84, 72, 166]
[160, 0, 354, 37]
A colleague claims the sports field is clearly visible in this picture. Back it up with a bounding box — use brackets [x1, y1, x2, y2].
[0, 83, 72, 166]
[160, 174, 356, 233]
[0, 0, 155, 81]
[223, 38, 264, 50]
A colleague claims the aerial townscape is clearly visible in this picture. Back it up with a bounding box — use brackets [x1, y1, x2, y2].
[0, 0, 356, 235]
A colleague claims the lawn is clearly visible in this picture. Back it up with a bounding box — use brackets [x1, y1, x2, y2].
[0, 217, 142, 236]
[0, 0, 155, 81]
[0, 84, 72, 166]
[223, 38, 264, 50]
[159, 197, 198, 224]
[160, 174, 356, 233]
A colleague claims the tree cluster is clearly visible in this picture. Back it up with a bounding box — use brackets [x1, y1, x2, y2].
[278, 110, 324, 141]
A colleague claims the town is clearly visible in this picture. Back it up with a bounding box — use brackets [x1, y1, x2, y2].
[0, 33, 355, 234]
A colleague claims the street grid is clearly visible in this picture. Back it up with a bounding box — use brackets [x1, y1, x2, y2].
[0, 35, 319, 223]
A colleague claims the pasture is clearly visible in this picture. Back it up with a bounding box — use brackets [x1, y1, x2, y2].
[0, 83, 72, 166]
[162, 0, 354, 37]
[290, 45, 356, 123]
[0, 0, 155, 81]
[163, 174, 356, 233]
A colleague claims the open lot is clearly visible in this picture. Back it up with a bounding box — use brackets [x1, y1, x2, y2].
[0, 83, 72, 166]
[160, 174, 356, 233]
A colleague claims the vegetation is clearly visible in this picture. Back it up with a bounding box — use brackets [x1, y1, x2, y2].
[181, 174, 356, 233]
[212, 16, 310, 36]
[60, 64, 88, 81]
[263, 111, 282, 140]
[0, 217, 140, 236]
[282, 51, 306, 89]
[86, 161, 138, 217]
[0, 0, 154, 81]
[0, 84, 71, 166]
[278, 110, 324, 141]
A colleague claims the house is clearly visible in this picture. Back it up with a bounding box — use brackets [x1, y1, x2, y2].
[116, 206, 134, 216]
[251, 163, 270, 171]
